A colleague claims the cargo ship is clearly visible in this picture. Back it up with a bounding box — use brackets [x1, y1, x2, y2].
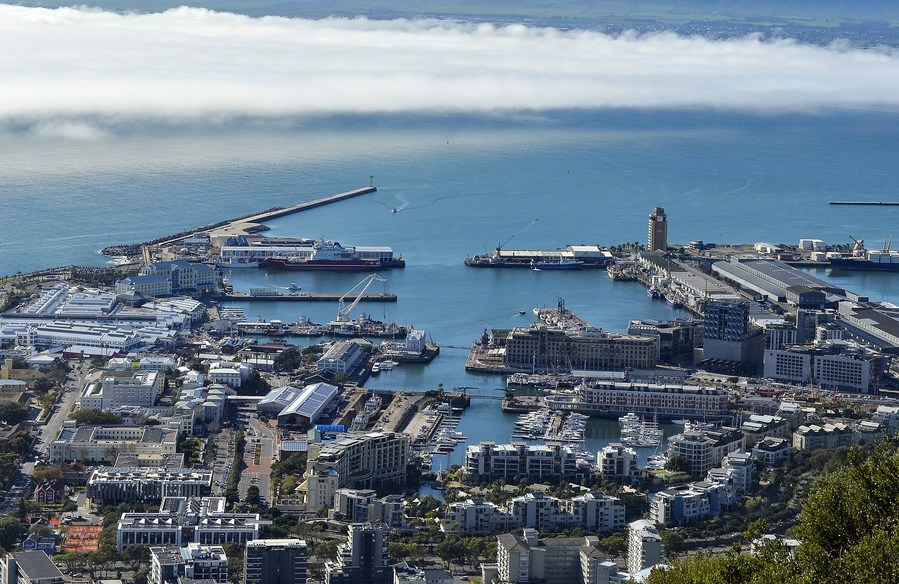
[826, 237, 899, 272]
[259, 240, 405, 271]
[828, 252, 899, 271]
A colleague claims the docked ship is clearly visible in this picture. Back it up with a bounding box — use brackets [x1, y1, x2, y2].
[324, 314, 408, 338]
[826, 237, 899, 272]
[261, 240, 405, 271]
[531, 258, 584, 270]
[221, 238, 404, 271]
[465, 243, 614, 269]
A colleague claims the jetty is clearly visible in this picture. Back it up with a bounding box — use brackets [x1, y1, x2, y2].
[829, 201, 899, 206]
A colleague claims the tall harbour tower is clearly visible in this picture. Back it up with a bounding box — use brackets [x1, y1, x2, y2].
[647, 207, 668, 251]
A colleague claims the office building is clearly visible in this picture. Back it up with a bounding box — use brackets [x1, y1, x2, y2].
[701, 299, 764, 375]
[50, 423, 178, 464]
[647, 207, 668, 252]
[763, 343, 888, 393]
[244, 539, 308, 584]
[117, 496, 266, 552]
[80, 370, 162, 410]
[87, 467, 213, 505]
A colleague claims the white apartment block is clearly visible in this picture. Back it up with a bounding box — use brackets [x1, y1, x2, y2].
[627, 520, 664, 575]
[443, 497, 512, 534]
[49, 423, 177, 464]
[81, 370, 162, 410]
[497, 529, 608, 584]
[667, 428, 745, 479]
[651, 481, 736, 526]
[873, 405, 899, 435]
[506, 492, 573, 533]
[443, 492, 624, 535]
[597, 443, 639, 482]
[566, 493, 626, 532]
[740, 414, 791, 447]
[792, 423, 856, 450]
[719, 451, 755, 494]
[465, 442, 594, 483]
[751, 437, 791, 467]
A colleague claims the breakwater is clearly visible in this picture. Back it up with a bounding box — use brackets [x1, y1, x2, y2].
[829, 201, 899, 206]
[102, 185, 377, 256]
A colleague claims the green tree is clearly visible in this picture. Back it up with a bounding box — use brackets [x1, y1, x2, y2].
[666, 455, 691, 474]
[246, 485, 261, 507]
[0, 401, 30, 424]
[122, 544, 151, 572]
[0, 517, 27, 551]
[69, 409, 123, 425]
[600, 533, 627, 558]
[273, 347, 303, 372]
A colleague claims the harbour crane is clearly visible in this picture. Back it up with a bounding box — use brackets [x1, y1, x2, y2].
[495, 235, 514, 254]
[336, 274, 387, 323]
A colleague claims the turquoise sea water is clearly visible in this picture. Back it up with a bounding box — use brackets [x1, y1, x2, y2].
[2, 109, 898, 457]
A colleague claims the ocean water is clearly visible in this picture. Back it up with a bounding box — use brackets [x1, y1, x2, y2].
[3, 108, 898, 455]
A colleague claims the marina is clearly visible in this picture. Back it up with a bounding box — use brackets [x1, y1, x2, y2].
[619, 413, 664, 448]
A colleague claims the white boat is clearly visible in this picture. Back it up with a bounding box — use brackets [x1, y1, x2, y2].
[619, 412, 641, 426]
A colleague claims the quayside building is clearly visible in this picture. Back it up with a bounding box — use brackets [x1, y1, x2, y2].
[544, 381, 730, 421]
[502, 326, 657, 372]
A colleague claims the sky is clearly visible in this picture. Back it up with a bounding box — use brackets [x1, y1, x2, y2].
[2, 4, 899, 137]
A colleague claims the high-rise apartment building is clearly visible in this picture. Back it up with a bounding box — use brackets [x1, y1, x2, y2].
[243, 539, 308, 584]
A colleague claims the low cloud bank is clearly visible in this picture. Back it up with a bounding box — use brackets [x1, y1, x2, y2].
[2, 5, 898, 128]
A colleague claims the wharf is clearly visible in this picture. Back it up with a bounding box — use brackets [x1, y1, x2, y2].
[534, 300, 590, 330]
[214, 292, 396, 302]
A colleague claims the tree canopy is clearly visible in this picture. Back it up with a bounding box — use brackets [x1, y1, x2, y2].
[647, 441, 899, 584]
